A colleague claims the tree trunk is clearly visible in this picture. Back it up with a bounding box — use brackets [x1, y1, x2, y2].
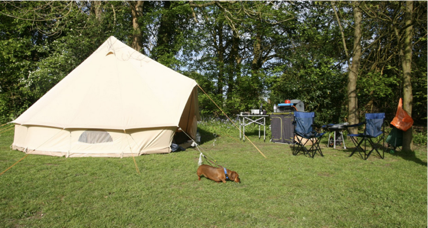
[216, 24, 225, 96]
[250, 26, 263, 101]
[347, 3, 362, 134]
[402, 1, 414, 151]
[153, 1, 174, 61]
[226, 31, 240, 100]
[130, 1, 144, 52]
[91, 1, 102, 21]
[251, 30, 262, 75]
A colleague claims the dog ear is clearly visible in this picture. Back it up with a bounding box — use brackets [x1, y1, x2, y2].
[229, 171, 240, 183]
[229, 171, 236, 179]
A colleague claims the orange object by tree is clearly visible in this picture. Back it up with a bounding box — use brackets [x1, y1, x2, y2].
[390, 98, 414, 132]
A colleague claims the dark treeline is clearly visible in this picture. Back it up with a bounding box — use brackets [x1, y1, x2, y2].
[0, 1, 426, 144]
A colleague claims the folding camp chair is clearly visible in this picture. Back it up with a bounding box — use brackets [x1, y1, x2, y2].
[293, 112, 325, 158]
[345, 113, 386, 160]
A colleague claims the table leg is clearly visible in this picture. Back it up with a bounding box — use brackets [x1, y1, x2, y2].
[333, 131, 335, 149]
[243, 117, 245, 142]
[264, 117, 266, 142]
[239, 117, 241, 140]
[342, 131, 347, 149]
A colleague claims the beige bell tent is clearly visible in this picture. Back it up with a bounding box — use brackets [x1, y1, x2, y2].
[12, 36, 199, 157]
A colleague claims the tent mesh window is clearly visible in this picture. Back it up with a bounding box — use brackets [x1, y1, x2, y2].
[78, 130, 113, 144]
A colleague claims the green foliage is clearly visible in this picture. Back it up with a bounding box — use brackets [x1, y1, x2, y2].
[0, 4, 44, 122]
[269, 57, 346, 124]
[0, 2, 110, 123]
[411, 32, 427, 124]
[356, 71, 400, 115]
[358, 72, 398, 99]
[412, 73, 427, 124]
[413, 129, 427, 146]
[0, 1, 426, 130]
[149, 1, 192, 66]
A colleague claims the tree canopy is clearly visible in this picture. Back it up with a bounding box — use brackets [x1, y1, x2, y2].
[0, 1, 426, 132]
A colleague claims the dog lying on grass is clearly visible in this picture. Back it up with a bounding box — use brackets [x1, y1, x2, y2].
[197, 164, 240, 183]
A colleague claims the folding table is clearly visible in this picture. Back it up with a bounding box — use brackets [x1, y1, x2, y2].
[323, 123, 348, 149]
[237, 114, 268, 142]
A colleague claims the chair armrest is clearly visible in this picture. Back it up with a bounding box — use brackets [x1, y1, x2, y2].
[322, 124, 333, 128]
[344, 122, 365, 128]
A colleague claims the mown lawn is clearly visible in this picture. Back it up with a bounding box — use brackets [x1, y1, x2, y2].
[0, 123, 426, 227]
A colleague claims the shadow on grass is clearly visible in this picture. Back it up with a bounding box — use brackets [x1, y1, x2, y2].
[388, 149, 427, 167]
[290, 145, 310, 158]
[338, 141, 390, 160]
[239, 129, 268, 138]
[198, 127, 268, 145]
[379, 142, 427, 166]
[340, 142, 427, 166]
[197, 128, 218, 145]
[289, 143, 326, 158]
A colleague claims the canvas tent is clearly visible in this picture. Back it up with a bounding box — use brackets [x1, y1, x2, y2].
[12, 36, 199, 157]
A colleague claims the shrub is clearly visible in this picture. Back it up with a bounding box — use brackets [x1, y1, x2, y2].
[413, 129, 427, 146]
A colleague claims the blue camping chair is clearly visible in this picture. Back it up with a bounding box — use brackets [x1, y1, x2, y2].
[293, 112, 325, 158]
[345, 113, 386, 160]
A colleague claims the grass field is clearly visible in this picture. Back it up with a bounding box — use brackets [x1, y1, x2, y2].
[0, 122, 426, 227]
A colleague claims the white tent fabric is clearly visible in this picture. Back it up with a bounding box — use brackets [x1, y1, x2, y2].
[12, 36, 199, 157]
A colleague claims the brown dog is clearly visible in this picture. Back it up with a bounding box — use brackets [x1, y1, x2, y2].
[197, 164, 240, 183]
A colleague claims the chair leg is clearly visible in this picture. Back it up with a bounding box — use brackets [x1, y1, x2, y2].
[315, 138, 324, 157]
[366, 136, 385, 159]
[348, 135, 364, 157]
[308, 137, 324, 158]
[307, 139, 316, 158]
[292, 136, 300, 156]
[348, 135, 360, 149]
[366, 139, 378, 159]
[294, 135, 324, 158]
[350, 137, 368, 159]
[293, 135, 309, 156]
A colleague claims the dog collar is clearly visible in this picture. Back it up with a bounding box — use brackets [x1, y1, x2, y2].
[223, 167, 229, 180]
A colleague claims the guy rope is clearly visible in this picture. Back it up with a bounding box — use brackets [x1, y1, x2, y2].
[197, 84, 267, 158]
[0, 123, 30, 176]
[179, 127, 224, 168]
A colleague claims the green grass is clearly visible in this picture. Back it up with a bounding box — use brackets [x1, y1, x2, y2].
[0, 122, 427, 227]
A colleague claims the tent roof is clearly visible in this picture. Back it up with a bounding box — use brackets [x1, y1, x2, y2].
[13, 36, 197, 130]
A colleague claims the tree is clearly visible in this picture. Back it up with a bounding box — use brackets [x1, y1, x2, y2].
[129, 1, 144, 52]
[269, 2, 347, 124]
[358, 1, 426, 150]
[187, 1, 296, 114]
[0, 1, 425, 131]
[410, 2, 427, 127]
[347, 3, 362, 134]
[401, 1, 414, 151]
[0, 1, 120, 122]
